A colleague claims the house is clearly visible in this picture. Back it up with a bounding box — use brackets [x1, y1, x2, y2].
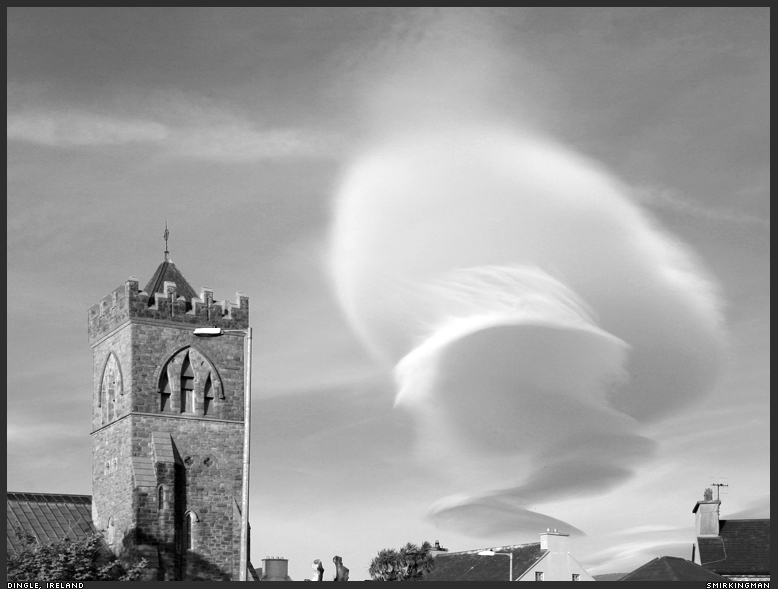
[692, 488, 770, 581]
[619, 556, 728, 582]
[421, 530, 593, 581]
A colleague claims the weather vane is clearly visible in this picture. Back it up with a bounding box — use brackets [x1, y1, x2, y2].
[164, 222, 169, 261]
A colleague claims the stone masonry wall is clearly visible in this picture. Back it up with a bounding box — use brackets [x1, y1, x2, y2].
[92, 418, 135, 560]
[131, 323, 245, 421]
[132, 415, 244, 580]
[91, 322, 245, 427]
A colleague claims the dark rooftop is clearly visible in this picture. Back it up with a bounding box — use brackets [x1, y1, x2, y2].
[421, 543, 545, 581]
[7, 492, 96, 555]
[620, 556, 728, 582]
[698, 519, 771, 576]
[143, 259, 198, 303]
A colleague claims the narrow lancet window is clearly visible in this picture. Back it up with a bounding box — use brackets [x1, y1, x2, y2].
[180, 354, 194, 413]
[184, 511, 198, 551]
[160, 369, 172, 412]
[107, 517, 115, 546]
[203, 375, 214, 416]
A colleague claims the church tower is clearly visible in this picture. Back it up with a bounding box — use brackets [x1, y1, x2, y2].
[87, 251, 250, 581]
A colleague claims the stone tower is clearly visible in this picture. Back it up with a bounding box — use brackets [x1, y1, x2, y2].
[88, 256, 250, 580]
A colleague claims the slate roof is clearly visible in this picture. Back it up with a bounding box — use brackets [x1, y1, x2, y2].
[698, 519, 771, 576]
[421, 543, 545, 581]
[143, 259, 198, 303]
[620, 556, 728, 582]
[7, 492, 96, 555]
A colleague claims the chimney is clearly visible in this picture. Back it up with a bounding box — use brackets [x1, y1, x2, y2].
[540, 529, 569, 552]
[692, 488, 721, 536]
[261, 557, 292, 581]
[430, 540, 450, 558]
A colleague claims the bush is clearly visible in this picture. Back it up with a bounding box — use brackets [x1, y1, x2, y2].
[7, 523, 147, 582]
[368, 541, 435, 581]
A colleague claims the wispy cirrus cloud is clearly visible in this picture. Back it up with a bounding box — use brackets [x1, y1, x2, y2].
[7, 111, 169, 146]
[168, 124, 328, 161]
[7, 108, 332, 161]
[612, 524, 685, 536]
[633, 185, 770, 227]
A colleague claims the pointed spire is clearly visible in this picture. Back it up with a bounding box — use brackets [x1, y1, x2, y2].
[143, 259, 198, 302]
[164, 221, 170, 261]
[143, 223, 197, 302]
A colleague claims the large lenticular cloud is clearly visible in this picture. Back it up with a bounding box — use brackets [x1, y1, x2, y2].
[329, 125, 725, 537]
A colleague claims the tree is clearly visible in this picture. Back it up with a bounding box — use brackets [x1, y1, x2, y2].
[7, 523, 147, 582]
[368, 541, 436, 581]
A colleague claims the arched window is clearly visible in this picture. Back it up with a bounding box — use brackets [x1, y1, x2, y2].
[180, 354, 194, 414]
[157, 485, 165, 511]
[203, 375, 214, 416]
[157, 347, 223, 415]
[159, 368, 172, 412]
[184, 511, 198, 551]
[100, 354, 123, 424]
[107, 517, 115, 547]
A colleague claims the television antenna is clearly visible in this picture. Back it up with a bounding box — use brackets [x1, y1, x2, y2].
[710, 477, 729, 500]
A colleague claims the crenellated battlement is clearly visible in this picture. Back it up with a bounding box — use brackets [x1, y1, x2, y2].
[88, 277, 249, 345]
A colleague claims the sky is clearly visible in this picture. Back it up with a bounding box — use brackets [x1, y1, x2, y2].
[7, 8, 770, 581]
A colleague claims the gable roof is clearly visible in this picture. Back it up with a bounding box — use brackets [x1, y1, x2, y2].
[698, 519, 771, 576]
[143, 259, 198, 303]
[620, 556, 728, 581]
[7, 492, 96, 555]
[421, 543, 545, 581]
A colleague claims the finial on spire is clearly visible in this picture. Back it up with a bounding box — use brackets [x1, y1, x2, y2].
[164, 222, 170, 261]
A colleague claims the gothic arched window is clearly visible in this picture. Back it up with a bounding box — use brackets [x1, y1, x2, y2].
[157, 347, 222, 416]
[159, 368, 172, 412]
[203, 375, 214, 416]
[180, 354, 195, 414]
[107, 517, 115, 547]
[100, 354, 123, 425]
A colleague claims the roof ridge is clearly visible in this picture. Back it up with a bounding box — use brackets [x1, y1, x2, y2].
[7, 491, 92, 500]
[660, 557, 680, 581]
[444, 542, 540, 555]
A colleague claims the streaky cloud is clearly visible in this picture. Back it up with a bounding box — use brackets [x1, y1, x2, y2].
[7, 107, 329, 161]
[168, 124, 327, 161]
[427, 492, 585, 539]
[7, 111, 168, 146]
